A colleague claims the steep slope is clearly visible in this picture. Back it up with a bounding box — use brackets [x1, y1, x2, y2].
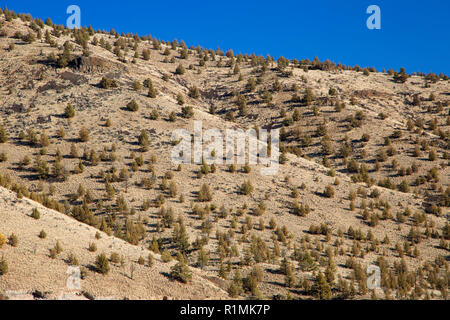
[0, 186, 228, 300]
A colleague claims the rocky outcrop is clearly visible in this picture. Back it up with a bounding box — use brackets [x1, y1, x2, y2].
[72, 56, 124, 74]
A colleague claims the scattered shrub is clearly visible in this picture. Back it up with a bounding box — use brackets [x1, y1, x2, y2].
[126, 99, 139, 112]
[88, 242, 97, 252]
[0, 256, 8, 276]
[31, 208, 40, 220]
[99, 77, 118, 89]
[79, 127, 89, 142]
[181, 106, 194, 118]
[0, 233, 6, 248]
[324, 185, 335, 198]
[39, 230, 47, 239]
[240, 180, 254, 195]
[8, 233, 18, 247]
[95, 253, 110, 274]
[198, 184, 212, 202]
[0, 125, 8, 143]
[170, 260, 192, 283]
[64, 104, 75, 118]
[175, 64, 185, 75]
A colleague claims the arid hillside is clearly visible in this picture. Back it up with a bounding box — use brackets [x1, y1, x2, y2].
[0, 186, 228, 300]
[0, 8, 448, 300]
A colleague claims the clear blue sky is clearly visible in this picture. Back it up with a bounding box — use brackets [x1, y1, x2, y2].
[3, 0, 450, 74]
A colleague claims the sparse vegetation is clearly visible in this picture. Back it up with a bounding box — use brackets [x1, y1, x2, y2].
[99, 77, 118, 89]
[95, 253, 110, 274]
[126, 99, 139, 112]
[198, 184, 212, 202]
[31, 208, 40, 220]
[0, 256, 8, 276]
[0, 11, 448, 301]
[79, 127, 89, 142]
[64, 104, 75, 118]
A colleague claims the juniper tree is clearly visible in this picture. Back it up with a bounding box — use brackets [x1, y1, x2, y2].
[70, 143, 78, 158]
[79, 127, 89, 142]
[218, 262, 228, 280]
[312, 272, 332, 300]
[412, 94, 421, 106]
[232, 95, 245, 117]
[142, 49, 150, 60]
[177, 93, 185, 105]
[253, 201, 266, 216]
[147, 81, 157, 98]
[324, 185, 335, 198]
[138, 130, 149, 151]
[284, 261, 295, 288]
[39, 131, 49, 147]
[126, 99, 139, 112]
[133, 80, 142, 91]
[168, 181, 178, 198]
[147, 253, 155, 268]
[39, 230, 47, 239]
[243, 266, 263, 297]
[99, 77, 118, 89]
[240, 180, 254, 195]
[181, 106, 194, 118]
[180, 47, 188, 59]
[95, 253, 110, 274]
[45, 17, 53, 26]
[57, 42, 72, 67]
[175, 63, 185, 75]
[0, 233, 6, 249]
[55, 241, 63, 254]
[225, 111, 235, 122]
[169, 111, 177, 122]
[198, 183, 212, 202]
[261, 89, 272, 105]
[56, 126, 66, 139]
[428, 149, 437, 161]
[303, 88, 315, 106]
[233, 64, 240, 75]
[245, 78, 256, 92]
[197, 247, 209, 269]
[393, 68, 409, 83]
[228, 280, 245, 297]
[188, 86, 200, 99]
[31, 208, 40, 220]
[0, 125, 7, 143]
[170, 259, 192, 283]
[0, 256, 8, 276]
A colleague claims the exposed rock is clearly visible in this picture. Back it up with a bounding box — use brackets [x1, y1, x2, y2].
[59, 71, 88, 85]
[37, 80, 69, 93]
[37, 115, 52, 124]
[73, 56, 124, 74]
